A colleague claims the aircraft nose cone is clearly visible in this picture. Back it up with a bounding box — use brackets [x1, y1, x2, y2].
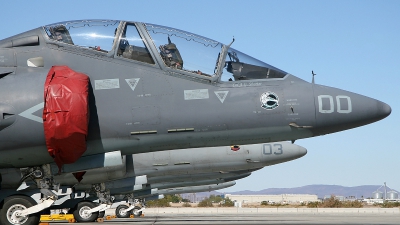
[376, 101, 392, 121]
[313, 85, 392, 136]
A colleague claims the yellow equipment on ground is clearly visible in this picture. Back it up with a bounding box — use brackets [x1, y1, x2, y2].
[40, 214, 76, 223]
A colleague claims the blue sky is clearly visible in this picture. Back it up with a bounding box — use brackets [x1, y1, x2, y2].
[1, 1, 399, 194]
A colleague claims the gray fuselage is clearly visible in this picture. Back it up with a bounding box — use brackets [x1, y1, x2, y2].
[0, 20, 391, 169]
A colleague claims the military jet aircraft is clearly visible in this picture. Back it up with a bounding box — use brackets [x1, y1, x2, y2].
[1, 142, 306, 222]
[0, 19, 391, 225]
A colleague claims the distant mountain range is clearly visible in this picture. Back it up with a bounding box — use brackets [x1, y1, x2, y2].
[182, 185, 398, 200]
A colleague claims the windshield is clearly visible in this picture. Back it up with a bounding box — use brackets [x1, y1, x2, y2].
[221, 48, 288, 81]
[145, 23, 223, 76]
[116, 23, 155, 64]
[44, 20, 120, 53]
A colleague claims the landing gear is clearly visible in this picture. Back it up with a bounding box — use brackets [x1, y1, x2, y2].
[71, 183, 112, 222]
[83, 183, 112, 216]
[115, 196, 145, 218]
[72, 201, 99, 222]
[115, 204, 130, 218]
[115, 205, 142, 218]
[0, 196, 39, 225]
[10, 164, 62, 220]
[132, 206, 142, 217]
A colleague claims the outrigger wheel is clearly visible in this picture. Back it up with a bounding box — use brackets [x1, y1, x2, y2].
[132, 206, 142, 217]
[115, 205, 131, 218]
[72, 201, 99, 222]
[0, 195, 40, 225]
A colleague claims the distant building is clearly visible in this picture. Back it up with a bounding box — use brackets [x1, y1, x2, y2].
[225, 194, 318, 204]
[324, 195, 346, 201]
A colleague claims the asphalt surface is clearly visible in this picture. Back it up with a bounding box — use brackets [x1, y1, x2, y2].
[43, 213, 400, 225]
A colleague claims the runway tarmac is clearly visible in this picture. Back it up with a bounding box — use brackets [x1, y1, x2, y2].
[44, 213, 400, 225]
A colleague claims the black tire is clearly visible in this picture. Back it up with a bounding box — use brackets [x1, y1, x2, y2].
[132, 206, 142, 217]
[72, 201, 99, 222]
[98, 210, 105, 218]
[115, 205, 130, 218]
[0, 195, 39, 225]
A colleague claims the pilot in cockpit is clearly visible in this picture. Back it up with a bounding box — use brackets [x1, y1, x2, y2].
[53, 32, 63, 42]
[50, 25, 74, 45]
[159, 36, 183, 69]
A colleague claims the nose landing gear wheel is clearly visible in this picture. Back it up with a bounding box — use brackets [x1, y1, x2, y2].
[0, 196, 39, 225]
[72, 202, 99, 222]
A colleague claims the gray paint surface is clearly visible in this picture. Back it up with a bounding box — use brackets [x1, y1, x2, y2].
[0, 20, 391, 169]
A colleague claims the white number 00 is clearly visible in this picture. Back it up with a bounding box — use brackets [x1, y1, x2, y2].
[318, 95, 352, 113]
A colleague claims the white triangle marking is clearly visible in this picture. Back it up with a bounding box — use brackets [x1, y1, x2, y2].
[214, 91, 229, 103]
[125, 78, 140, 92]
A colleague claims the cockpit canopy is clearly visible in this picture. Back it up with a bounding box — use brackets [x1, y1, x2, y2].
[223, 48, 287, 81]
[145, 23, 222, 76]
[43, 20, 287, 81]
[44, 20, 119, 53]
